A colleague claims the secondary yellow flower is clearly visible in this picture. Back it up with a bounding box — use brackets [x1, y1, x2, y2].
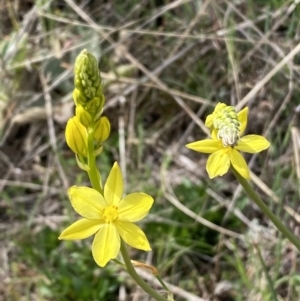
[59, 162, 153, 267]
[186, 104, 270, 179]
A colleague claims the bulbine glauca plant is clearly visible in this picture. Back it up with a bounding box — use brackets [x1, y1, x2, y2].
[59, 49, 171, 301]
[59, 49, 300, 301]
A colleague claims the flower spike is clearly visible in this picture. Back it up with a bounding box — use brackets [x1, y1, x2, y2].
[73, 49, 105, 119]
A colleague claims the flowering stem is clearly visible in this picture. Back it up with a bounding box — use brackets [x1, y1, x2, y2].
[87, 128, 103, 194]
[231, 166, 300, 251]
[120, 240, 169, 301]
[85, 126, 166, 300]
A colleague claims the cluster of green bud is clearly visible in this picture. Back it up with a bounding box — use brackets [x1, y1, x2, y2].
[205, 103, 241, 146]
[65, 50, 111, 157]
[73, 49, 105, 119]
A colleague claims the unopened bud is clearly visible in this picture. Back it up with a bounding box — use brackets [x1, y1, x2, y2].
[65, 116, 88, 156]
[84, 94, 105, 119]
[205, 103, 241, 146]
[75, 105, 93, 128]
[205, 103, 227, 129]
[73, 49, 105, 117]
[94, 116, 110, 144]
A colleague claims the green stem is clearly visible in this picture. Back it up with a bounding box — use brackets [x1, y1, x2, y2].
[87, 128, 102, 194]
[254, 243, 279, 301]
[155, 275, 171, 294]
[120, 240, 169, 301]
[231, 167, 300, 252]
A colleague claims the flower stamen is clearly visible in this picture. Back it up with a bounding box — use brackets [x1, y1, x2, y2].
[103, 205, 119, 223]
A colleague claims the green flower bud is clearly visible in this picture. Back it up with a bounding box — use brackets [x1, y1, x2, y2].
[94, 116, 111, 144]
[84, 94, 105, 120]
[205, 103, 227, 129]
[74, 49, 101, 99]
[73, 49, 105, 118]
[73, 88, 87, 107]
[211, 103, 241, 146]
[65, 116, 88, 156]
[205, 103, 241, 146]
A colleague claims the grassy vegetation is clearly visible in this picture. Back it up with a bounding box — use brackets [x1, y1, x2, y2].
[1, 0, 300, 300]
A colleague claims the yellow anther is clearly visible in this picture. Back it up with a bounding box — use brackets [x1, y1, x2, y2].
[103, 205, 119, 223]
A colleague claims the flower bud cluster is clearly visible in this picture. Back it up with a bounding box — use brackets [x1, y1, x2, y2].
[205, 103, 241, 147]
[73, 49, 105, 119]
[65, 50, 111, 157]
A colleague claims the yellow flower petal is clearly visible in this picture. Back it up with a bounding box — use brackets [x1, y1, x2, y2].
[211, 129, 218, 140]
[235, 135, 270, 154]
[59, 218, 104, 240]
[92, 223, 120, 267]
[229, 149, 250, 179]
[237, 107, 248, 135]
[118, 193, 154, 222]
[186, 139, 223, 154]
[68, 186, 106, 219]
[206, 149, 230, 178]
[115, 221, 151, 251]
[205, 113, 213, 129]
[104, 162, 123, 206]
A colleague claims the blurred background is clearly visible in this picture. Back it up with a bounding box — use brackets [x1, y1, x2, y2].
[1, 0, 300, 300]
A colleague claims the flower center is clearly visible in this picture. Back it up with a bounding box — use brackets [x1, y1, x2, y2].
[212, 105, 241, 146]
[102, 205, 119, 223]
[218, 124, 240, 146]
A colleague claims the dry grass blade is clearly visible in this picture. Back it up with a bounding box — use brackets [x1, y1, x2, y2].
[241, 0, 300, 63]
[250, 171, 300, 223]
[135, 268, 208, 301]
[291, 125, 300, 196]
[105, 42, 201, 109]
[163, 189, 243, 239]
[39, 71, 69, 190]
[168, 0, 210, 57]
[123, 51, 209, 135]
[161, 160, 243, 239]
[237, 42, 300, 110]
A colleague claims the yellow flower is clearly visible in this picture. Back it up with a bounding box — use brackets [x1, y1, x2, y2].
[59, 162, 153, 267]
[186, 105, 270, 179]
